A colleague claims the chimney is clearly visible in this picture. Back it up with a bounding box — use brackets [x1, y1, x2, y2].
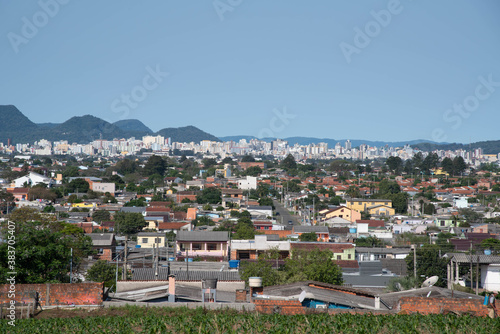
[374, 296, 380, 309]
[168, 275, 175, 302]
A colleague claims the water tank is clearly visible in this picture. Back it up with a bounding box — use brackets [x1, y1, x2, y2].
[484, 249, 492, 255]
[202, 278, 218, 289]
[349, 228, 357, 233]
[249, 277, 263, 287]
[185, 258, 193, 262]
[168, 257, 175, 262]
[229, 260, 240, 269]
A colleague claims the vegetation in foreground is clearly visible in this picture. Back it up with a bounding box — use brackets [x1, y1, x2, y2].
[1, 305, 500, 334]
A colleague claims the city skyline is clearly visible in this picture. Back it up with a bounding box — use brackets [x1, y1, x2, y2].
[1, 1, 500, 143]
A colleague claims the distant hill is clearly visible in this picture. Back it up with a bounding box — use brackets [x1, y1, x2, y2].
[218, 135, 447, 148]
[412, 141, 500, 155]
[113, 119, 153, 134]
[0, 105, 221, 145]
[157, 126, 221, 143]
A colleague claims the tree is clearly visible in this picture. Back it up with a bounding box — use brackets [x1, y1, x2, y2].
[143, 155, 166, 176]
[355, 236, 385, 247]
[114, 212, 147, 236]
[239, 258, 280, 287]
[299, 232, 318, 242]
[0, 217, 93, 284]
[114, 158, 139, 175]
[0, 190, 14, 214]
[92, 210, 111, 223]
[441, 157, 454, 174]
[281, 249, 343, 285]
[243, 166, 262, 177]
[453, 156, 467, 176]
[67, 178, 90, 193]
[258, 197, 274, 208]
[377, 179, 401, 195]
[458, 208, 482, 224]
[281, 154, 297, 170]
[480, 238, 500, 254]
[86, 260, 116, 290]
[28, 187, 57, 201]
[241, 155, 255, 163]
[405, 246, 448, 288]
[196, 187, 222, 204]
[233, 224, 256, 240]
[202, 158, 217, 168]
[346, 185, 361, 198]
[386, 156, 403, 173]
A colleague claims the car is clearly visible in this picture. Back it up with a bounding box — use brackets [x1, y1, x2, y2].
[288, 220, 293, 225]
[276, 212, 280, 216]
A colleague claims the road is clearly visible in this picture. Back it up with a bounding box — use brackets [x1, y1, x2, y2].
[273, 199, 299, 229]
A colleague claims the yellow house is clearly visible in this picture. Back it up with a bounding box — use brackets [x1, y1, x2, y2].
[431, 168, 449, 177]
[346, 199, 395, 216]
[71, 202, 96, 209]
[322, 206, 361, 223]
[137, 232, 166, 248]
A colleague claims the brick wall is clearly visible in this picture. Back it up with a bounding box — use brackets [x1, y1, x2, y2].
[399, 297, 488, 316]
[0, 283, 104, 307]
[254, 299, 306, 315]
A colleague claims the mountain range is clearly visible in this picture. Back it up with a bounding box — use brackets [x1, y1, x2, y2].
[2, 105, 500, 154]
[0, 105, 220, 144]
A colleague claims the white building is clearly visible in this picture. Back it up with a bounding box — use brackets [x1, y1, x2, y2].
[13, 172, 53, 188]
[238, 176, 257, 190]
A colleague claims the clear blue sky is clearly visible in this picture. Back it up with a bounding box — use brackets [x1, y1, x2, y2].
[1, 1, 499, 143]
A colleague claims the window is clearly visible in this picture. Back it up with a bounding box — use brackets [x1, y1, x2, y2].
[154, 238, 161, 243]
[337, 255, 341, 260]
[339, 215, 343, 218]
[358, 202, 362, 205]
[348, 254, 351, 259]
[207, 243, 217, 251]
[97, 248, 103, 254]
[192, 243, 202, 250]
[142, 238, 148, 244]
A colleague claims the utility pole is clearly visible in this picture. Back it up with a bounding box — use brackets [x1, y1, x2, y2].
[412, 245, 417, 281]
[70, 248, 73, 283]
[122, 236, 128, 280]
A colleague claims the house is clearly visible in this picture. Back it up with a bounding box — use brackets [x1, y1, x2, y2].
[89, 233, 116, 261]
[290, 242, 356, 261]
[238, 176, 257, 190]
[91, 182, 115, 195]
[231, 235, 290, 260]
[7, 187, 29, 201]
[293, 226, 329, 242]
[164, 177, 182, 186]
[137, 232, 166, 248]
[346, 199, 395, 216]
[176, 231, 230, 259]
[246, 205, 273, 218]
[157, 222, 191, 234]
[320, 206, 361, 223]
[12, 171, 53, 188]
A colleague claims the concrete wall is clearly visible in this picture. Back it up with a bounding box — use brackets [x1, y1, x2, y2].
[0, 283, 103, 306]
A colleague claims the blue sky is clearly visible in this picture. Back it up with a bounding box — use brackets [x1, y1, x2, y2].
[1, 1, 499, 143]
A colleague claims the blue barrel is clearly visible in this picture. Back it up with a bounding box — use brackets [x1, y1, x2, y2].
[229, 260, 240, 269]
[349, 228, 357, 233]
[187, 258, 193, 262]
[168, 257, 175, 262]
[484, 249, 492, 255]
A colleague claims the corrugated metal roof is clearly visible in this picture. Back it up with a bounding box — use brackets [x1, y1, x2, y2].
[176, 231, 229, 242]
[89, 233, 115, 246]
[130, 268, 241, 281]
[294, 226, 329, 233]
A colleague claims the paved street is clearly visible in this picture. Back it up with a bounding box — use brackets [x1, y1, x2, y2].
[273, 199, 299, 229]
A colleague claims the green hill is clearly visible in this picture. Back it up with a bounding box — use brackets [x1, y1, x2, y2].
[157, 125, 221, 143]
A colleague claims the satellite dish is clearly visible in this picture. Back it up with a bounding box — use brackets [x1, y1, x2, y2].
[395, 282, 402, 291]
[421, 276, 439, 287]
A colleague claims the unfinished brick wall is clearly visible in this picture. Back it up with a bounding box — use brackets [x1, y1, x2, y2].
[254, 299, 306, 315]
[399, 297, 488, 316]
[0, 283, 103, 306]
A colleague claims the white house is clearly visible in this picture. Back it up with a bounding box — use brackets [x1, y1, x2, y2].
[13, 172, 53, 188]
[238, 176, 257, 190]
[481, 264, 500, 292]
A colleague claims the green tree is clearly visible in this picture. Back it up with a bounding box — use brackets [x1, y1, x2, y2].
[480, 238, 500, 254]
[386, 156, 403, 173]
[0, 218, 93, 284]
[92, 210, 111, 223]
[241, 155, 255, 162]
[258, 197, 274, 209]
[196, 187, 222, 204]
[143, 155, 166, 176]
[355, 236, 385, 247]
[405, 246, 448, 288]
[67, 178, 90, 193]
[239, 258, 280, 287]
[114, 212, 147, 236]
[85, 260, 116, 290]
[243, 166, 262, 177]
[453, 156, 467, 176]
[441, 157, 454, 174]
[281, 154, 297, 170]
[299, 232, 318, 242]
[233, 224, 256, 240]
[282, 249, 343, 285]
[114, 158, 139, 175]
[458, 208, 482, 224]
